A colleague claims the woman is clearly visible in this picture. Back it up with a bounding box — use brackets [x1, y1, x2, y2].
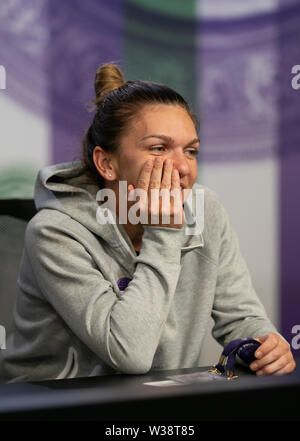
[0, 63, 295, 383]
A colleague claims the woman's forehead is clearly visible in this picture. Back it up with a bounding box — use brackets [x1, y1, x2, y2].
[128, 105, 196, 139]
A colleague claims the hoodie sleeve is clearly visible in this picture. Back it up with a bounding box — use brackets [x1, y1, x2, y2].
[210, 198, 281, 348]
[25, 214, 183, 374]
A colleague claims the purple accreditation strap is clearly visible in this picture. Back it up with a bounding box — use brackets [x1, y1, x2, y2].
[211, 338, 261, 380]
[117, 277, 132, 291]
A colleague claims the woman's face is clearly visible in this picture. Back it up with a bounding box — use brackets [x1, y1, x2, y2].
[113, 104, 199, 195]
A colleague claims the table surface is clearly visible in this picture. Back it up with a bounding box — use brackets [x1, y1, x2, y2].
[0, 361, 299, 421]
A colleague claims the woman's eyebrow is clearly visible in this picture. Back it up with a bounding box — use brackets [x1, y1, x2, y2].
[139, 134, 200, 146]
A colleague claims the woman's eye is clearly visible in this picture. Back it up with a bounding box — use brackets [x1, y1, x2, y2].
[150, 146, 165, 152]
[186, 149, 199, 156]
[149, 147, 199, 156]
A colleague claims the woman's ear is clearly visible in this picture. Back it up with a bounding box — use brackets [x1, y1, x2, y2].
[93, 146, 116, 182]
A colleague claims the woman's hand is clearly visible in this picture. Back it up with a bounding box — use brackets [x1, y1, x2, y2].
[250, 333, 296, 376]
[128, 157, 185, 229]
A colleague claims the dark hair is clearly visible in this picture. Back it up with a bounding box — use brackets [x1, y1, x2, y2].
[82, 62, 199, 188]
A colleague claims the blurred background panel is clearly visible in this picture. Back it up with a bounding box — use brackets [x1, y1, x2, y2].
[0, 0, 50, 197]
[0, 0, 299, 364]
[123, 0, 197, 111]
[198, 0, 280, 363]
[47, 0, 125, 164]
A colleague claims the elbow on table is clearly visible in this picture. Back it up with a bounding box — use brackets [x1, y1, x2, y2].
[109, 352, 153, 375]
[106, 331, 154, 375]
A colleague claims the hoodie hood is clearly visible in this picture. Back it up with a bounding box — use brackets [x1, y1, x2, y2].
[34, 160, 204, 253]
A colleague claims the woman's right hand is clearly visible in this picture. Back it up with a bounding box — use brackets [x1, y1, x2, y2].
[127, 157, 185, 229]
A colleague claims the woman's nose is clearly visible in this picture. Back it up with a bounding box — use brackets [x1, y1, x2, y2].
[171, 150, 189, 176]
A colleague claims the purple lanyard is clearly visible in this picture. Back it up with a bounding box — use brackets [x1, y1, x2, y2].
[209, 338, 261, 380]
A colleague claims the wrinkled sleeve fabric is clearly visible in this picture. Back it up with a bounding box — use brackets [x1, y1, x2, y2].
[26, 217, 183, 374]
[211, 199, 280, 348]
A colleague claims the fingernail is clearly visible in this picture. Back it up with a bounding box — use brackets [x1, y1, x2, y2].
[256, 370, 263, 376]
[251, 362, 258, 370]
[255, 351, 262, 359]
[146, 159, 153, 166]
[166, 158, 172, 166]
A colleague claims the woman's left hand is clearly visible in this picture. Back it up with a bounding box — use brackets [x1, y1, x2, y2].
[249, 333, 296, 376]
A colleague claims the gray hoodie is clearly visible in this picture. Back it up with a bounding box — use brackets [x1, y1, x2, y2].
[0, 160, 279, 383]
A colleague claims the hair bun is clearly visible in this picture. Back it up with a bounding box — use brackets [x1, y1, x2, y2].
[94, 63, 125, 109]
